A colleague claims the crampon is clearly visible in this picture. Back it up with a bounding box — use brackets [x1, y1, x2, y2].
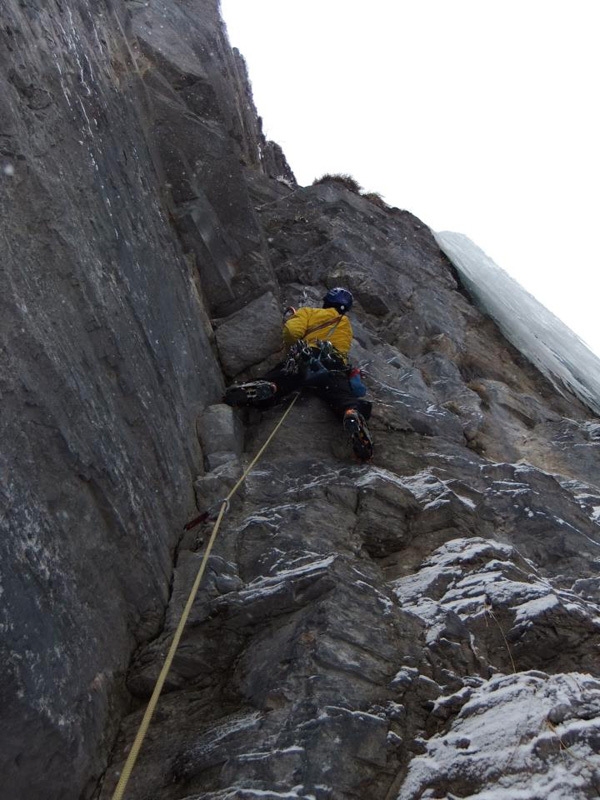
[224, 381, 277, 407]
[343, 408, 373, 461]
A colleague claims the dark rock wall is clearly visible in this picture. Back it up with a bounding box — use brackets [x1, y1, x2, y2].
[0, 1, 285, 798]
[3, 2, 600, 800]
[128, 0, 283, 316]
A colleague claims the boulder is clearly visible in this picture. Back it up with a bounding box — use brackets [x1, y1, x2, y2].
[215, 291, 283, 376]
[198, 404, 244, 461]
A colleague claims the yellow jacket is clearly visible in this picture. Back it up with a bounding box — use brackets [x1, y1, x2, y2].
[283, 307, 353, 355]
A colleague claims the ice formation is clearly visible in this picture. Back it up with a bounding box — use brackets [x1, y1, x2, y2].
[435, 231, 600, 415]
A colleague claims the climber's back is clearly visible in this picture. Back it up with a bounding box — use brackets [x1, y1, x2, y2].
[283, 306, 352, 354]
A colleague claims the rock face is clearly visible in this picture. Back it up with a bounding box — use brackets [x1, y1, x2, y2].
[215, 291, 283, 376]
[0, 1, 281, 798]
[2, 3, 600, 800]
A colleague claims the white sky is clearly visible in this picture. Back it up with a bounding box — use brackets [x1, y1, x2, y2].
[221, 0, 600, 356]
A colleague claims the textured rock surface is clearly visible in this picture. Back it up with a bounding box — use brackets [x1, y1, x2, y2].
[128, 0, 281, 317]
[398, 671, 600, 800]
[100, 173, 600, 798]
[0, 1, 285, 798]
[215, 291, 283, 376]
[3, 3, 600, 800]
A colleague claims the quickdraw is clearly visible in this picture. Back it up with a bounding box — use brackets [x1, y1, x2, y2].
[282, 339, 347, 376]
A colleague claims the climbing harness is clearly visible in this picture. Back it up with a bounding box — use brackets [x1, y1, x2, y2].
[313, 339, 346, 370]
[110, 393, 300, 800]
[282, 339, 314, 374]
[282, 339, 347, 377]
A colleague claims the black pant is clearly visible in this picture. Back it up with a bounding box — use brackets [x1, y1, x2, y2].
[257, 362, 372, 420]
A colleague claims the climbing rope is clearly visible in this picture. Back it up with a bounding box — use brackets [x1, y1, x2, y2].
[111, 393, 300, 800]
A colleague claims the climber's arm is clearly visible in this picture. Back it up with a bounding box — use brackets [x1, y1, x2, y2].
[333, 317, 353, 355]
[283, 307, 310, 347]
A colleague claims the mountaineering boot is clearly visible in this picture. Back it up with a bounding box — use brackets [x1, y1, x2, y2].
[343, 408, 373, 461]
[224, 380, 277, 407]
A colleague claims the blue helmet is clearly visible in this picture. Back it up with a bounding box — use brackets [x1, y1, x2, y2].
[323, 287, 353, 313]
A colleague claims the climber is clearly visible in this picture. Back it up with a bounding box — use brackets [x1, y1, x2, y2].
[224, 287, 373, 460]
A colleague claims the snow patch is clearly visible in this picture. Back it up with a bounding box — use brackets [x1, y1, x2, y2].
[357, 467, 480, 511]
[398, 671, 600, 800]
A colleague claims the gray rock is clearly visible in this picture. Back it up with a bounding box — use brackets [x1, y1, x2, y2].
[198, 404, 244, 459]
[0, 2, 227, 796]
[129, 0, 283, 316]
[194, 458, 243, 513]
[205, 450, 240, 471]
[398, 673, 600, 800]
[215, 291, 283, 376]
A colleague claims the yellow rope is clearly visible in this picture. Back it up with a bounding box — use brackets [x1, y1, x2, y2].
[546, 718, 600, 771]
[111, 393, 300, 800]
[484, 602, 517, 674]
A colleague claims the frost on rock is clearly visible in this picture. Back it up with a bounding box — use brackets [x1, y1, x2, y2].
[393, 537, 600, 675]
[397, 672, 600, 800]
[556, 475, 600, 528]
[358, 467, 481, 512]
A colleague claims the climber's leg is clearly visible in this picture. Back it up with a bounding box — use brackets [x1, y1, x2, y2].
[223, 363, 304, 408]
[314, 373, 374, 460]
[313, 373, 372, 419]
[342, 408, 374, 461]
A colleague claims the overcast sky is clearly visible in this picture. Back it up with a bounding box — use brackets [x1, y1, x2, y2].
[221, 1, 600, 356]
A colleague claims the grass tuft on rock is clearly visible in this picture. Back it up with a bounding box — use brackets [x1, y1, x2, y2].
[313, 173, 363, 193]
[313, 174, 395, 213]
[361, 191, 388, 210]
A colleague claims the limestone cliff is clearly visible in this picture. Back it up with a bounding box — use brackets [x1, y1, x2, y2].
[1, 3, 599, 800]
